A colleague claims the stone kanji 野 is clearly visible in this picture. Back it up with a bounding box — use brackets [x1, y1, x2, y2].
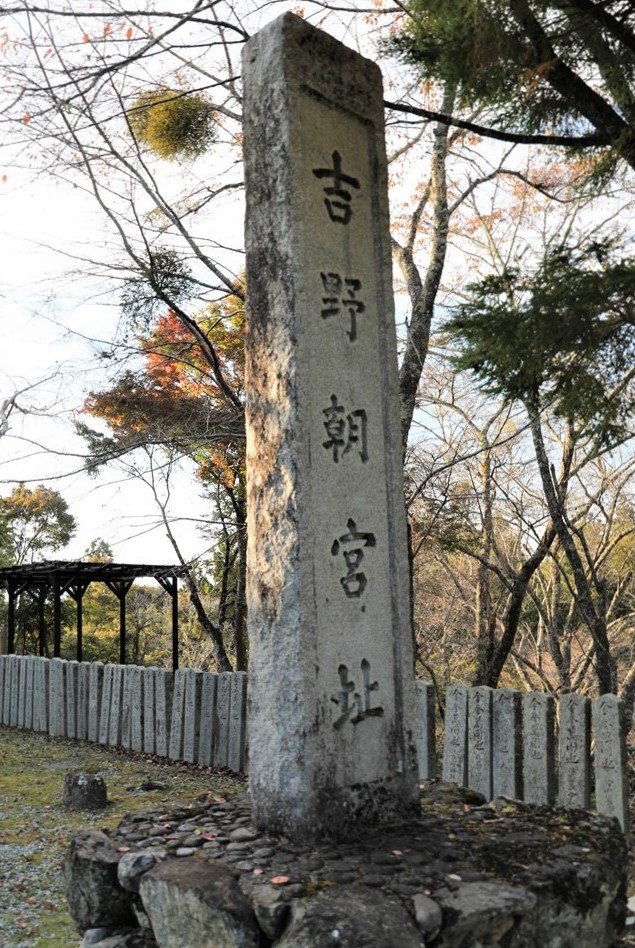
[312, 150, 360, 225]
[320, 272, 365, 341]
[331, 659, 384, 730]
[331, 518, 376, 598]
[322, 394, 368, 463]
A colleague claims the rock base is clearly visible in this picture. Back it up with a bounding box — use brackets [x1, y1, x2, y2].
[64, 782, 628, 947]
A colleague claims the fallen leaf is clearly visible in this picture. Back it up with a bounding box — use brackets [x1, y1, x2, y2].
[117, 846, 131, 853]
[252, 868, 264, 876]
[392, 850, 403, 856]
[270, 875, 290, 885]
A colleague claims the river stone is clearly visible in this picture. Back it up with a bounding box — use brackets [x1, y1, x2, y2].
[272, 886, 423, 947]
[63, 772, 108, 809]
[64, 829, 136, 932]
[139, 858, 259, 947]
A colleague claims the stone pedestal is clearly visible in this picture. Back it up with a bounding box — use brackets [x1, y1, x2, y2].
[243, 12, 418, 838]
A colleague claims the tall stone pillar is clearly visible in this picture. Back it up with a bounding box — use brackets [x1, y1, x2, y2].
[243, 13, 419, 839]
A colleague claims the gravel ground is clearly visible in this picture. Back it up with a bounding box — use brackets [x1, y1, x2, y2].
[0, 726, 245, 946]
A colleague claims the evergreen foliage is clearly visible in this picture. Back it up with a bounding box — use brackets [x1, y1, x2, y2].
[389, 1, 635, 170]
[445, 239, 635, 445]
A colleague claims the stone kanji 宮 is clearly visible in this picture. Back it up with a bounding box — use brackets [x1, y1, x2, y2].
[331, 659, 384, 730]
[320, 272, 365, 341]
[312, 151, 360, 225]
[322, 395, 368, 463]
[331, 518, 376, 598]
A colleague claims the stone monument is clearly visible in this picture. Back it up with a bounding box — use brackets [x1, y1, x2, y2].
[243, 12, 419, 838]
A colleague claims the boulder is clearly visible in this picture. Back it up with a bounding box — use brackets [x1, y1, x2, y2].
[64, 829, 136, 933]
[272, 886, 424, 947]
[63, 772, 108, 809]
[139, 858, 260, 948]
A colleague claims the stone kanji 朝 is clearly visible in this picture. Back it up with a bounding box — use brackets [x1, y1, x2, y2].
[322, 395, 368, 463]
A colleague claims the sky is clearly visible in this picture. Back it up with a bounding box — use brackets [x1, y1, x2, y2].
[0, 117, 244, 566]
[0, 1, 386, 567]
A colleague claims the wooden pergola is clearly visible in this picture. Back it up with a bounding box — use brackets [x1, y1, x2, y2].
[0, 561, 187, 671]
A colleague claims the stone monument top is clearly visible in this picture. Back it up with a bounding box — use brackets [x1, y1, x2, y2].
[242, 12, 419, 839]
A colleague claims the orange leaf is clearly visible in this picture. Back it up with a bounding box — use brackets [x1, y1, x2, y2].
[126, 26, 133, 39]
[21, 113, 31, 124]
[270, 876, 290, 885]
[82, 33, 90, 43]
[1, 175, 7, 184]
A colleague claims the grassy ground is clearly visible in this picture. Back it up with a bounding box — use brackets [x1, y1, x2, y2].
[0, 726, 245, 947]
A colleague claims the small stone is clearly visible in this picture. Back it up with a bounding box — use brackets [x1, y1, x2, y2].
[175, 847, 197, 857]
[229, 827, 258, 842]
[412, 893, 442, 938]
[64, 773, 108, 810]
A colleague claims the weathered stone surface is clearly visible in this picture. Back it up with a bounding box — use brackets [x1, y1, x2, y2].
[593, 693, 630, 834]
[64, 829, 136, 932]
[80, 928, 157, 948]
[412, 892, 442, 939]
[198, 672, 218, 766]
[118, 852, 160, 893]
[139, 858, 259, 948]
[559, 692, 591, 809]
[442, 684, 468, 785]
[243, 9, 418, 841]
[522, 691, 556, 805]
[415, 680, 436, 781]
[250, 884, 289, 940]
[168, 669, 186, 760]
[435, 880, 536, 947]
[492, 688, 522, 801]
[182, 669, 202, 764]
[467, 686, 493, 799]
[272, 887, 423, 947]
[63, 772, 108, 809]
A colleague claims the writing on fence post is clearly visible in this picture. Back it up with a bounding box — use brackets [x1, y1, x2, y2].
[558, 692, 591, 810]
[492, 688, 522, 800]
[242, 13, 419, 838]
[523, 692, 556, 805]
[593, 694, 630, 835]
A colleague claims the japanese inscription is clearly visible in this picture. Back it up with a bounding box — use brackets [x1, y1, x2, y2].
[322, 395, 368, 463]
[331, 518, 376, 598]
[313, 150, 360, 224]
[331, 658, 384, 730]
[320, 272, 365, 342]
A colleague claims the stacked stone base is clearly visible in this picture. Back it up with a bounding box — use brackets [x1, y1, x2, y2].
[64, 783, 628, 948]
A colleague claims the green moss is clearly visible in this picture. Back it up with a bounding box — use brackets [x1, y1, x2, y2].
[0, 725, 243, 945]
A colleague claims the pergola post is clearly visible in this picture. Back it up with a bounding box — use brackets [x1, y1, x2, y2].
[53, 575, 62, 657]
[37, 588, 47, 656]
[157, 575, 179, 672]
[7, 580, 16, 654]
[105, 580, 134, 665]
[67, 582, 90, 663]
